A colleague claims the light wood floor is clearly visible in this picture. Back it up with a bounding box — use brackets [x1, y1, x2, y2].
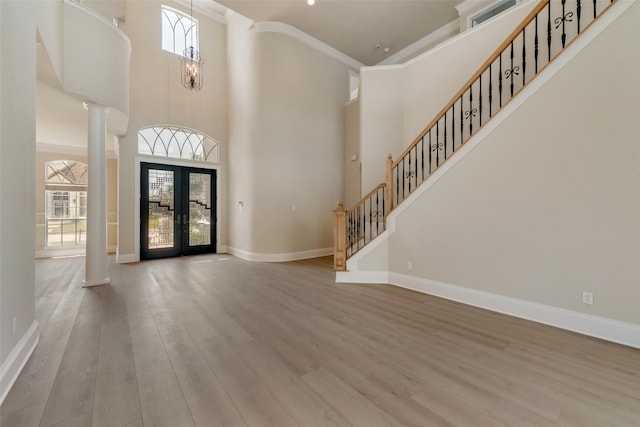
[1, 254, 639, 427]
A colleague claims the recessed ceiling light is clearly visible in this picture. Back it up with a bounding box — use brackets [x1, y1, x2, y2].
[307, 0, 315, 5]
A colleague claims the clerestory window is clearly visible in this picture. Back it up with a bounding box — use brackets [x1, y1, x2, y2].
[161, 5, 199, 56]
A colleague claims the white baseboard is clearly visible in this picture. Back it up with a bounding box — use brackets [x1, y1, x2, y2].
[35, 246, 116, 259]
[227, 246, 332, 263]
[389, 272, 640, 349]
[0, 321, 39, 406]
[116, 253, 138, 264]
[336, 270, 389, 284]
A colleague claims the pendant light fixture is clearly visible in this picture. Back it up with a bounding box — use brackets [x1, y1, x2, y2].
[181, 0, 204, 91]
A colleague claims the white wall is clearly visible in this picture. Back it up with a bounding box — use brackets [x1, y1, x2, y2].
[226, 13, 257, 258]
[0, 0, 38, 403]
[227, 22, 352, 260]
[62, 0, 130, 117]
[36, 0, 63, 84]
[117, 0, 228, 260]
[359, 0, 537, 192]
[384, 0, 640, 325]
[343, 99, 361, 206]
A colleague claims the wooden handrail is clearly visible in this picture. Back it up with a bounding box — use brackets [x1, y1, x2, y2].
[346, 182, 386, 216]
[393, 0, 549, 169]
[393, 0, 618, 169]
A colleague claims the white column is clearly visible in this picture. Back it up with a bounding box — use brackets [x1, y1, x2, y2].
[83, 102, 111, 287]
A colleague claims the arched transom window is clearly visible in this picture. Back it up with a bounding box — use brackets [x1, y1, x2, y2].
[161, 5, 198, 56]
[138, 126, 219, 163]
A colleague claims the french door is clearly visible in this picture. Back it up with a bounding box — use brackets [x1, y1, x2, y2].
[141, 163, 216, 259]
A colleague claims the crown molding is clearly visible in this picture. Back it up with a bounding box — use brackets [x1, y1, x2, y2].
[173, 0, 229, 24]
[253, 21, 364, 71]
[376, 19, 460, 66]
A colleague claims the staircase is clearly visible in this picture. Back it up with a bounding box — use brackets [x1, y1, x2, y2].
[333, 0, 617, 271]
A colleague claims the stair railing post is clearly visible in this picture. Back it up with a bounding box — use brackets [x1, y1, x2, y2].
[385, 154, 394, 214]
[333, 201, 347, 271]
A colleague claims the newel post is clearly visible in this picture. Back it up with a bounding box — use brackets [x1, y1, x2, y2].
[333, 201, 347, 272]
[385, 154, 394, 214]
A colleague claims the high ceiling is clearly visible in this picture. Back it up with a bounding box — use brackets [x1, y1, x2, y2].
[81, 0, 465, 65]
[36, 0, 465, 150]
[215, 0, 463, 66]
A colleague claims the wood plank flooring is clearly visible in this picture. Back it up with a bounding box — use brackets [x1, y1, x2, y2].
[1, 254, 639, 427]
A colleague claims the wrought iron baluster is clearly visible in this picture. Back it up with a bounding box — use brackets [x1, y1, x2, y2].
[395, 166, 399, 205]
[401, 158, 405, 200]
[421, 137, 424, 181]
[499, 54, 503, 107]
[535, 15, 539, 73]
[348, 213, 352, 252]
[479, 75, 483, 127]
[407, 151, 412, 193]
[452, 104, 456, 152]
[561, 0, 567, 48]
[522, 27, 526, 88]
[368, 198, 372, 243]
[356, 207, 360, 250]
[593, 0, 596, 20]
[382, 190, 387, 227]
[414, 145, 419, 188]
[577, 0, 582, 33]
[489, 64, 493, 117]
[547, 1, 552, 62]
[459, 95, 464, 143]
[469, 87, 473, 136]
[444, 113, 448, 160]
[509, 41, 515, 97]
[375, 191, 379, 235]
[436, 121, 440, 167]
[428, 130, 432, 174]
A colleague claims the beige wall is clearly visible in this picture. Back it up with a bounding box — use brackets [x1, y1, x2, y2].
[227, 23, 352, 258]
[35, 151, 118, 256]
[343, 99, 361, 207]
[385, 1, 640, 324]
[117, 0, 228, 260]
[0, 0, 37, 370]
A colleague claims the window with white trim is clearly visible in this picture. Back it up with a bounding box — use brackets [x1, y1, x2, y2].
[161, 5, 199, 56]
[45, 160, 88, 246]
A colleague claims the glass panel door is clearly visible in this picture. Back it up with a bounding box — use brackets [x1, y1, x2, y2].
[141, 163, 216, 259]
[182, 168, 216, 256]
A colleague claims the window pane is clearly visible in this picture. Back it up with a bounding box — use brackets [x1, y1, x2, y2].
[45, 190, 87, 246]
[138, 126, 219, 163]
[161, 6, 198, 56]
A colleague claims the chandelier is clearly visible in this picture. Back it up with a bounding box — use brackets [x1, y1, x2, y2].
[181, 0, 204, 91]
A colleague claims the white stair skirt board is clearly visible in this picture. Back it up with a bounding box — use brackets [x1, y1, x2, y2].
[389, 273, 640, 350]
[228, 247, 333, 263]
[0, 321, 39, 406]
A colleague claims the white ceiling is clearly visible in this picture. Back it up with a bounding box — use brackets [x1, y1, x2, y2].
[215, 0, 463, 66]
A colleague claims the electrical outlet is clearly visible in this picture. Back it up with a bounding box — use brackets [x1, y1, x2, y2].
[12, 317, 16, 335]
[407, 261, 412, 270]
[582, 291, 593, 305]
